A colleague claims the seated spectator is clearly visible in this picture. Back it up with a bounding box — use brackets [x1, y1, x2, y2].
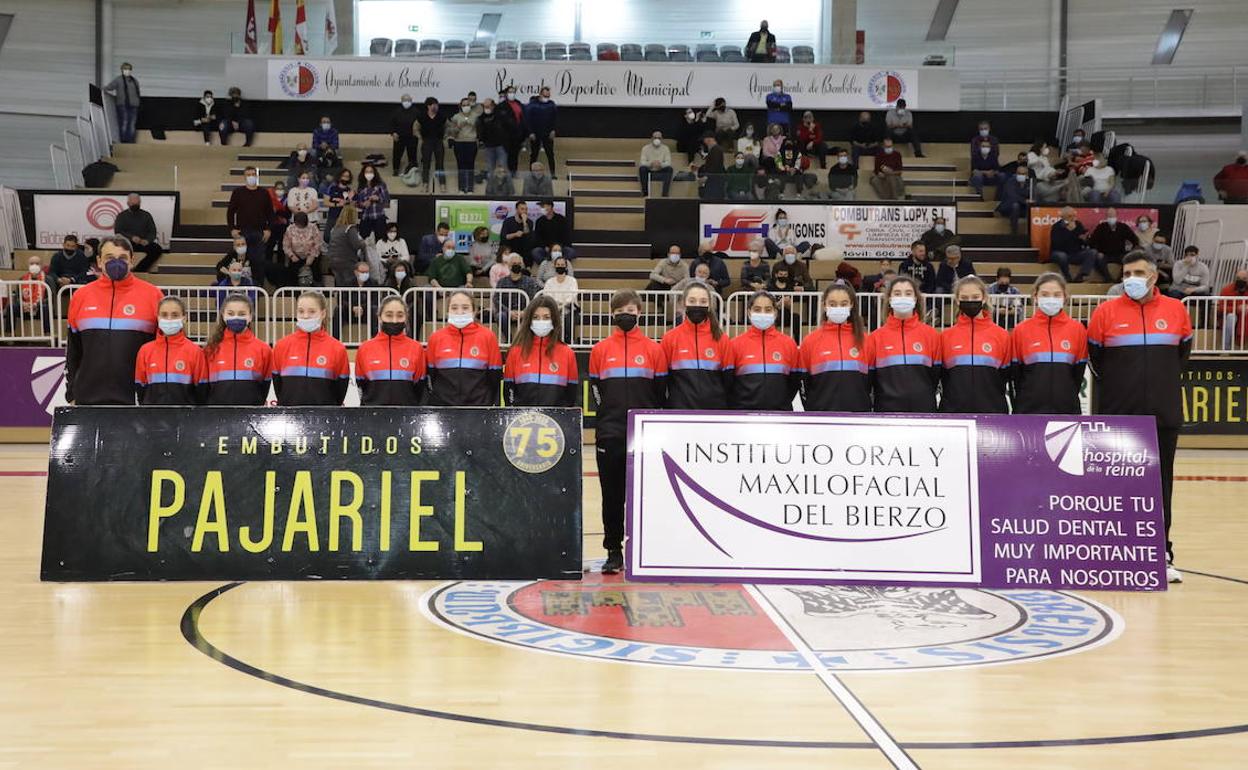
[376, 223, 411, 274]
[765, 79, 793, 133]
[935, 244, 975, 293]
[1088, 208, 1139, 281]
[17, 255, 48, 319]
[535, 244, 572, 283]
[542, 254, 579, 337]
[999, 151, 1030, 177]
[764, 208, 813, 259]
[695, 133, 726, 200]
[736, 124, 761, 165]
[796, 112, 827, 169]
[467, 226, 494, 275]
[285, 144, 318, 188]
[426, 237, 473, 289]
[870, 139, 906, 200]
[215, 259, 257, 292]
[385, 259, 416, 295]
[486, 165, 515, 197]
[1214, 151, 1248, 203]
[488, 244, 513, 287]
[899, 241, 938, 295]
[639, 131, 674, 197]
[689, 242, 731, 296]
[746, 20, 777, 64]
[523, 162, 554, 197]
[1145, 230, 1175, 287]
[885, 99, 923, 157]
[1027, 141, 1064, 202]
[500, 200, 536, 266]
[706, 97, 740, 147]
[826, 147, 858, 201]
[672, 263, 715, 317]
[761, 123, 785, 170]
[774, 139, 814, 198]
[986, 267, 1023, 328]
[726, 152, 755, 200]
[495, 252, 543, 325]
[920, 215, 959, 260]
[1065, 129, 1087, 152]
[334, 261, 381, 338]
[775, 245, 811, 293]
[1167, 245, 1212, 298]
[862, 259, 896, 293]
[416, 222, 452, 274]
[533, 200, 574, 264]
[283, 212, 322, 287]
[970, 139, 1000, 195]
[286, 170, 320, 226]
[218, 87, 255, 147]
[740, 242, 770, 292]
[1082, 152, 1120, 204]
[1134, 214, 1158, 246]
[767, 264, 802, 335]
[311, 115, 340, 159]
[194, 90, 218, 146]
[1218, 268, 1248, 348]
[646, 246, 687, 291]
[215, 234, 250, 282]
[114, 192, 163, 271]
[849, 111, 882, 167]
[971, 121, 999, 160]
[678, 108, 707, 163]
[1048, 206, 1098, 282]
[49, 234, 91, 289]
[997, 166, 1031, 235]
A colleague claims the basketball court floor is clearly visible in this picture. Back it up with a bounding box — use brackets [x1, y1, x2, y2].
[3, 443, 1247, 769]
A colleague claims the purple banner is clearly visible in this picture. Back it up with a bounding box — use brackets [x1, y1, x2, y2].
[626, 411, 1167, 591]
[0, 348, 65, 428]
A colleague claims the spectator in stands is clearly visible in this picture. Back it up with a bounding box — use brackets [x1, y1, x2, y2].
[761, 123, 785, 171]
[1219, 268, 1248, 349]
[226, 169, 274, 286]
[970, 139, 1000, 195]
[849, 112, 882, 167]
[390, 94, 420, 175]
[767, 266, 802, 336]
[764, 209, 812, 259]
[796, 112, 827, 169]
[885, 99, 923, 157]
[535, 244, 571, 283]
[863, 259, 896, 293]
[997, 164, 1031, 235]
[194, 90, 217, 146]
[765, 80, 793, 133]
[283, 212, 322, 287]
[1027, 141, 1064, 202]
[334, 261, 381, 341]
[489, 244, 514, 287]
[707, 98, 740, 148]
[417, 222, 452, 273]
[639, 131, 674, 197]
[416, 97, 448, 191]
[775, 138, 813, 198]
[448, 98, 480, 194]
[525, 86, 558, 170]
[217, 87, 255, 147]
[104, 63, 140, 144]
[50, 235, 91, 289]
[1214, 151, 1248, 204]
[267, 181, 290, 266]
[478, 98, 513, 178]
[746, 20, 777, 63]
[920, 215, 959, 260]
[114, 193, 164, 272]
[999, 151, 1030, 178]
[377, 223, 410, 273]
[741, 243, 770, 292]
[286, 143, 319, 187]
[500, 200, 535, 266]
[495, 252, 543, 326]
[287, 170, 320, 227]
[825, 148, 858, 201]
[647, 246, 687, 291]
[1134, 214, 1158, 246]
[870, 138, 906, 200]
[776, 245, 811, 294]
[971, 121, 999, 160]
[1089, 208, 1139, 281]
[385, 260, 416, 296]
[679, 108, 706, 163]
[217, 235, 250, 281]
[1146, 230, 1175, 288]
[1167, 245, 1212, 298]
[899, 241, 938, 295]
[726, 152, 755, 200]
[737, 124, 762, 165]
[524, 162, 554, 197]
[697, 134, 727, 199]
[467, 226, 494, 275]
[311, 115, 340, 160]
[214, 259, 256, 297]
[321, 167, 353, 239]
[19, 255, 48, 322]
[1066, 129, 1087, 152]
[543, 255, 579, 336]
[533, 200, 573, 264]
[426, 236, 473, 289]
[689, 242, 731, 296]
[486, 165, 515, 197]
[986, 267, 1023, 327]
[500, 85, 527, 176]
[1082, 152, 1120, 204]
[326, 206, 366, 287]
[1048, 206, 1096, 282]
[935, 244, 975, 293]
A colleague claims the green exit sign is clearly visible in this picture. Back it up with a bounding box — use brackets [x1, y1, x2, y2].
[407, 24, 420, 32]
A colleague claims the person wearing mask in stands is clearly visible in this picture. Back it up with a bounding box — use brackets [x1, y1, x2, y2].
[226, 169, 274, 286]
[477, 98, 515, 178]
[726, 151, 755, 200]
[741, 242, 770, 293]
[1082, 152, 1120, 204]
[133, 297, 208, 406]
[448, 97, 481, 194]
[104, 62, 141, 143]
[524, 162, 554, 197]
[730, 291, 800, 410]
[1167, 245, 1212, 299]
[427, 236, 474, 289]
[504, 296, 579, 407]
[114, 193, 164, 272]
[283, 212, 323, 287]
[646, 245, 686, 291]
[920, 215, 960, 261]
[899, 240, 938, 296]
[849, 111, 882, 167]
[532, 200, 573, 264]
[689, 242, 731, 295]
[1049, 206, 1098, 282]
[285, 143, 320, 190]
[826, 148, 858, 201]
[862, 259, 896, 294]
[706, 97, 740, 149]
[774, 137, 813, 198]
[50, 234, 91, 289]
[311, 115, 340, 160]
[194, 90, 218, 145]
[1010, 272, 1087, 415]
[1213, 150, 1248, 204]
[1218, 268, 1248, 349]
[939, 275, 1012, 414]
[590, 290, 668, 573]
[417, 222, 452, 273]
[387, 259, 416, 293]
[746, 20, 777, 63]
[217, 87, 256, 147]
[375, 223, 410, 276]
[326, 205, 366, 287]
[338, 261, 381, 341]
[1145, 230, 1175, 289]
[355, 296, 427, 406]
[696, 133, 727, 200]
[796, 111, 827, 169]
[969, 139, 1000, 196]
[286, 169, 320, 226]
[542, 253, 578, 337]
[390, 94, 420, 175]
[216, 234, 251, 281]
[214, 259, 256, 301]
[678, 108, 707, 163]
[987, 266, 1024, 328]
[935, 244, 976, 294]
[1027, 141, 1064, 202]
[495, 252, 543, 328]
[1088, 208, 1139, 282]
[638, 130, 675, 197]
[970, 120, 999, 160]
[464, 226, 494, 275]
[800, 283, 871, 412]
[353, 163, 391, 243]
[525, 86, 558, 170]
[203, 294, 272, 406]
[661, 283, 733, 410]
[997, 163, 1031, 235]
[866, 275, 941, 412]
[425, 290, 503, 406]
[764, 208, 812, 259]
[765, 78, 793, 133]
[267, 181, 290, 266]
[499, 85, 527, 176]
[497, 200, 533, 265]
[271, 291, 350, 406]
[1087, 251, 1191, 583]
[737, 123, 762, 165]
[415, 97, 448, 191]
[885, 99, 923, 157]
[774, 244, 811, 295]
[870, 138, 906, 200]
[65, 236, 164, 406]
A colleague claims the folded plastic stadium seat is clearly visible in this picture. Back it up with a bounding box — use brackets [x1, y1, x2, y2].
[644, 43, 667, 57]
[520, 41, 543, 60]
[371, 38, 395, 57]
[792, 45, 815, 63]
[418, 39, 443, 58]
[669, 43, 690, 57]
[696, 43, 716, 55]
[775, 45, 791, 63]
[494, 40, 518, 59]
[467, 42, 491, 59]
[696, 50, 721, 63]
[720, 45, 745, 63]
[545, 42, 568, 60]
[669, 50, 693, 63]
[569, 42, 591, 56]
[443, 39, 467, 58]
[596, 42, 619, 59]
[620, 43, 643, 61]
[569, 50, 592, 60]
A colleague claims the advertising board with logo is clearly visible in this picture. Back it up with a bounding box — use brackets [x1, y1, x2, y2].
[32, 193, 178, 249]
[435, 198, 569, 253]
[627, 411, 1168, 591]
[262, 58, 926, 109]
[1181, 358, 1248, 435]
[700, 203, 956, 260]
[1029, 205, 1160, 261]
[0, 348, 67, 428]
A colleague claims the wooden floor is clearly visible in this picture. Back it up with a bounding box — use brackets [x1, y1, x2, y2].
[3, 444, 1247, 769]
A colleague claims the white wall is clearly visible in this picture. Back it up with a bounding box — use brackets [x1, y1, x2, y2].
[0, 0, 95, 117]
[1068, 0, 1248, 70]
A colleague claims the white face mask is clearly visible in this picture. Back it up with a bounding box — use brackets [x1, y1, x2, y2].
[772, 86, 782, 94]
[934, 224, 945, 234]
[448, 313, 473, 329]
[28, 264, 40, 275]
[889, 296, 916, 316]
[550, 251, 562, 260]
[825, 306, 851, 324]
[401, 99, 412, 108]
[234, 245, 247, 256]
[748, 251, 761, 260]
[296, 317, 321, 333]
[750, 312, 775, 331]
[357, 272, 370, 283]
[837, 156, 848, 165]
[1105, 218, 1117, 227]
[668, 253, 681, 263]
[883, 146, 894, 154]
[1016, 174, 1028, 183]
[443, 249, 455, 258]
[980, 147, 991, 156]
[158, 318, 183, 336]
[735, 158, 745, 167]
[245, 175, 259, 186]
[394, 270, 407, 281]
[461, 105, 471, 113]
[1123, 276, 1150, 300]
[320, 122, 331, 130]
[364, 173, 375, 181]
[783, 253, 796, 264]
[531, 319, 554, 337]
[979, 129, 989, 137]
[652, 138, 662, 147]
[1037, 296, 1064, 317]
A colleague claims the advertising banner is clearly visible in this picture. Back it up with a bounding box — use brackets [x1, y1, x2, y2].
[33, 193, 178, 249]
[0, 348, 66, 428]
[700, 203, 957, 260]
[435, 198, 569, 253]
[627, 411, 1167, 591]
[42, 407, 583, 581]
[1181, 358, 1248, 435]
[1029, 205, 1159, 262]
[263, 57, 924, 109]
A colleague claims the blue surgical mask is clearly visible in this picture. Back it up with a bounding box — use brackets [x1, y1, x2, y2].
[224, 317, 249, 333]
[1123, 276, 1150, 300]
[890, 296, 916, 316]
[448, 313, 473, 329]
[158, 318, 183, 336]
[825, 306, 851, 324]
[750, 312, 775, 331]
[531, 319, 554, 337]
[1037, 297, 1065, 317]
[297, 317, 321, 333]
[104, 258, 129, 281]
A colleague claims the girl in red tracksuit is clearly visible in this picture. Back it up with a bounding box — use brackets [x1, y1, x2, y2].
[729, 291, 800, 410]
[940, 275, 1012, 414]
[203, 294, 273, 406]
[866, 275, 941, 412]
[800, 283, 872, 412]
[134, 297, 208, 405]
[426, 290, 503, 406]
[1011, 273, 1088, 414]
[661, 283, 734, 409]
[356, 296, 427, 406]
[504, 296, 580, 407]
[271, 291, 350, 406]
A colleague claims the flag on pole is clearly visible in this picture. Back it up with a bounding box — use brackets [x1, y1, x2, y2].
[293, 0, 307, 54]
[323, 0, 338, 55]
[267, 0, 283, 55]
[243, 0, 259, 54]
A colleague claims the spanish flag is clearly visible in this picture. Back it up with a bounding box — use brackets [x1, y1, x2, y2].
[293, 0, 307, 55]
[268, 0, 283, 55]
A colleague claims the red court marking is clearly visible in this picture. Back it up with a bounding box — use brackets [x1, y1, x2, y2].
[1175, 475, 1248, 482]
[0, 471, 46, 477]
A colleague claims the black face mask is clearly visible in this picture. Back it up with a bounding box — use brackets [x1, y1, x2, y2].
[685, 306, 709, 324]
[555, 266, 568, 275]
[381, 321, 405, 336]
[959, 300, 983, 318]
[1237, 279, 1248, 291]
[129, 204, 140, 211]
[614, 313, 638, 332]
[510, 265, 523, 275]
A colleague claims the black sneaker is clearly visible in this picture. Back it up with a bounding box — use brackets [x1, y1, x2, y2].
[602, 550, 623, 574]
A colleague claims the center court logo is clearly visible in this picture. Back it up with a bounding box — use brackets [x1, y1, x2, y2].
[425, 579, 1119, 672]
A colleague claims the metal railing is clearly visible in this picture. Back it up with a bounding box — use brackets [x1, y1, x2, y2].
[961, 64, 1247, 114]
[1184, 296, 1248, 355]
[0, 280, 57, 344]
[403, 286, 531, 347]
[0, 187, 28, 270]
[55, 284, 273, 346]
[270, 286, 399, 347]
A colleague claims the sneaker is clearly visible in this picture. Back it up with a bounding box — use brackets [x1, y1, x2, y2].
[602, 549, 623, 574]
[1167, 563, 1183, 584]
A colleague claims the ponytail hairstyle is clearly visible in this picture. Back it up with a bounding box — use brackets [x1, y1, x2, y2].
[821, 282, 865, 347]
[883, 274, 923, 318]
[1031, 271, 1068, 298]
[513, 295, 563, 357]
[205, 294, 255, 356]
[681, 281, 723, 340]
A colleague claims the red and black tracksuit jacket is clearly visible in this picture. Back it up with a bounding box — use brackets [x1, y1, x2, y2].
[660, 319, 735, 409]
[66, 274, 163, 405]
[865, 314, 942, 413]
[504, 340, 579, 407]
[728, 326, 801, 411]
[133, 332, 208, 405]
[425, 322, 503, 406]
[205, 328, 273, 406]
[355, 332, 428, 406]
[270, 328, 350, 405]
[939, 314, 1012, 414]
[1088, 291, 1192, 429]
[589, 328, 668, 444]
[799, 322, 871, 412]
[1011, 311, 1088, 415]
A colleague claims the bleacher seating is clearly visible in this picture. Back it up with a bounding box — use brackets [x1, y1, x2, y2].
[351, 37, 850, 64]
[644, 44, 668, 62]
[520, 41, 544, 60]
[442, 39, 468, 58]
[494, 40, 518, 60]
[620, 43, 643, 61]
[369, 38, 394, 57]
[775, 45, 791, 63]
[697, 50, 721, 63]
[720, 45, 745, 62]
[596, 42, 619, 60]
[792, 45, 815, 64]
[545, 42, 568, 61]
[467, 41, 491, 59]
[393, 38, 417, 57]
[417, 39, 443, 58]
[569, 42, 592, 61]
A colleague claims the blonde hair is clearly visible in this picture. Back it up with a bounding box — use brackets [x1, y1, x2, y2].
[337, 205, 359, 227]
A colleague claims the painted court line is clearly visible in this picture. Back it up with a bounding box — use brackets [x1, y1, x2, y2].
[744, 584, 922, 770]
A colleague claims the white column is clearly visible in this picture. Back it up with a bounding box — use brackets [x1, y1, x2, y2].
[99, 0, 113, 81]
[832, 0, 857, 65]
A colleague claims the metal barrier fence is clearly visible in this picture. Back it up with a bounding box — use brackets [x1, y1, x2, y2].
[1183, 296, 1248, 355]
[548, 289, 720, 349]
[403, 286, 531, 347]
[0, 187, 28, 270]
[270, 287, 399, 347]
[0, 280, 57, 344]
[55, 284, 273, 346]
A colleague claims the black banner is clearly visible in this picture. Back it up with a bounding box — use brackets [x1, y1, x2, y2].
[42, 407, 582, 581]
[1181, 358, 1248, 435]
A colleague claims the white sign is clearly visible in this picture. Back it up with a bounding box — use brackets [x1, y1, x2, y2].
[33, 194, 177, 249]
[627, 411, 981, 584]
[700, 203, 957, 260]
[263, 57, 920, 109]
